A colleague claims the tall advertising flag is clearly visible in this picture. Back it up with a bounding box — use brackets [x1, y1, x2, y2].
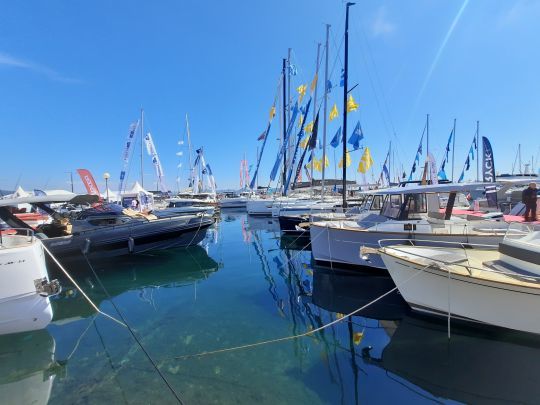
[482, 136, 496, 182]
[118, 120, 140, 195]
[77, 169, 101, 197]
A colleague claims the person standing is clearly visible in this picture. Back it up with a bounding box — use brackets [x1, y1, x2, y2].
[522, 182, 538, 222]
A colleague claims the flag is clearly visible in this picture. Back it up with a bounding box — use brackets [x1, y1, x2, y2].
[313, 158, 322, 172]
[469, 145, 475, 160]
[257, 130, 266, 141]
[310, 74, 318, 93]
[77, 169, 101, 197]
[269, 105, 276, 121]
[329, 103, 339, 121]
[297, 84, 307, 104]
[330, 127, 342, 148]
[347, 121, 364, 150]
[305, 121, 314, 134]
[338, 152, 351, 168]
[300, 136, 310, 149]
[297, 114, 304, 129]
[289, 64, 298, 76]
[326, 80, 332, 94]
[309, 112, 320, 150]
[357, 147, 374, 173]
[458, 170, 465, 183]
[340, 69, 345, 87]
[465, 155, 470, 171]
[383, 163, 390, 183]
[347, 94, 359, 112]
[438, 169, 448, 181]
[482, 136, 496, 182]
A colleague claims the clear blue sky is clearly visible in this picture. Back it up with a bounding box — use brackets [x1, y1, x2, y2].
[1, 0, 539, 192]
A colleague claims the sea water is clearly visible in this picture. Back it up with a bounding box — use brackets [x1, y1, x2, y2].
[1, 211, 540, 404]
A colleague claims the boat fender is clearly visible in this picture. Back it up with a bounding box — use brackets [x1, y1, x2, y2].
[128, 237, 135, 253]
[82, 238, 91, 255]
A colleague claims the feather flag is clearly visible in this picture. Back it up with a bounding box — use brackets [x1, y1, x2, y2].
[329, 103, 339, 121]
[347, 121, 364, 150]
[338, 152, 351, 168]
[297, 84, 307, 104]
[357, 147, 374, 174]
[330, 127, 342, 148]
[310, 74, 318, 93]
[347, 94, 359, 112]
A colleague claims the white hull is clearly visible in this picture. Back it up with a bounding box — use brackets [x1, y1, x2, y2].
[310, 221, 506, 270]
[381, 249, 540, 334]
[247, 199, 275, 216]
[219, 197, 247, 209]
[0, 236, 53, 335]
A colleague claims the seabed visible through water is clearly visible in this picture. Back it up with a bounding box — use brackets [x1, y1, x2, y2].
[2, 211, 540, 404]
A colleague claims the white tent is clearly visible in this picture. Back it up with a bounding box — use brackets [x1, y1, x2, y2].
[11, 186, 30, 198]
[121, 182, 154, 210]
[100, 188, 119, 203]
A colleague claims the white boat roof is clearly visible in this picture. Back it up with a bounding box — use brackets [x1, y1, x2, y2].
[378, 182, 494, 196]
[0, 193, 77, 207]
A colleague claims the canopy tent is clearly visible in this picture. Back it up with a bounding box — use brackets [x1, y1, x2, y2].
[121, 182, 154, 211]
[101, 188, 119, 203]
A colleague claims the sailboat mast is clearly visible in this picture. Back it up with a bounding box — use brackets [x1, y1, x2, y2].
[321, 24, 330, 199]
[287, 48, 292, 170]
[140, 108, 144, 187]
[476, 120, 480, 180]
[186, 114, 194, 191]
[519, 143, 522, 174]
[452, 118, 456, 182]
[282, 58, 287, 196]
[342, 2, 355, 208]
[311, 43, 321, 191]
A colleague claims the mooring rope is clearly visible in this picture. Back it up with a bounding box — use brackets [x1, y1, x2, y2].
[82, 253, 184, 404]
[40, 241, 126, 327]
[172, 261, 431, 361]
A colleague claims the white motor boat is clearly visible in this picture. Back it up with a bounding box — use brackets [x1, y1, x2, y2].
[0, 229, 60, 335]
[219, 191, 252, 209]
[379, 224, 540, 334]
[310, 183, 510, 270]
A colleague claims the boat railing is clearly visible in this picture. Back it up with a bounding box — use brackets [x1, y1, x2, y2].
[0, 228, 35, 248]
[503, 222, 540, 243]
[377, 238, 498, 250]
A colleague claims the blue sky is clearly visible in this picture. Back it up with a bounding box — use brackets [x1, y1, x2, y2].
[1, 0, 539, 192]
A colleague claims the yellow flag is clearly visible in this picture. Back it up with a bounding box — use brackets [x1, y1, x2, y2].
[357, 147, 374, 173]
[310, 73, 318, 93]
[269, 105, 276, 121]
[305, 121, 314, 134]
[347, 94, 359, 112]
[297, 84, 307, 104]
[313, 158, 322, 172]
[300, 137, 310, 149]
[338, 152, 351, 168]
[353, 331, 364, 346]
[329, 103, 339, 121]
[297, 114, 304, 129]
[324, 155, 330, 168]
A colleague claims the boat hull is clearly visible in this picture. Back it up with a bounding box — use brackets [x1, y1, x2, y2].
[381, 250, 540, 334]
[0, 238, 53, 335]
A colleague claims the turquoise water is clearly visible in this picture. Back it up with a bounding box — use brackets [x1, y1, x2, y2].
[2, 211, 540, 404]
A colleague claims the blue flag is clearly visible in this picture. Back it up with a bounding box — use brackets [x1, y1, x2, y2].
[330, 127, 342, 148]
[458, 170, 465, 183]
[347, 122, 363, 150]
[340, 69, 345, 87]
[469, 145, 475, 160]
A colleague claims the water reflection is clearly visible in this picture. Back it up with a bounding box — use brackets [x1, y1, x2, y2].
[0, 330, 59, 405]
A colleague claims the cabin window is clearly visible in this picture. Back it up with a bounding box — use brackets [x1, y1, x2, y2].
[405, 194, 427, 218]
[371, 195, 383, 211]
[361, 195, 373, 210]
[381, 194, 402, 218]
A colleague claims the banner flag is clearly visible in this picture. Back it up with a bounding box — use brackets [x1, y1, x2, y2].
[118, 120, 139, 195]
[77, 169, 101, 197]
[482, 136, 496, 182]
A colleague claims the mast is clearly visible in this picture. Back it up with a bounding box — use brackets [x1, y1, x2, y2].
[185, 114, 194, 191]
[140, 108, 144, 187]
[311, 42, 321, 192]
[452, 118, 456, 182]
[476, 120, 480, 181]
[426, 113, 430, 181]
[321, 24, 331, 199]
[342, 2, 355, 208]
[519, 143, 522, 174]
[287, 48, 292, 170]
[282, 58, 287, 195]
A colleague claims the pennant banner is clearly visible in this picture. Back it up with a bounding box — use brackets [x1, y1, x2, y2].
[118, 120, 139, 195]
[482, 136, 496, 182]
[357, 147, 374, 174]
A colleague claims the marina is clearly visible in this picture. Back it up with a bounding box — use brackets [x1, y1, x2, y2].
[2, 1, 540, 403]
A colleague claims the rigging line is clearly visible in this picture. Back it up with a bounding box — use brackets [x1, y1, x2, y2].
[171, 261, 428, 361]
[40, 242, 126, 327]
[82, 253, 184, 405]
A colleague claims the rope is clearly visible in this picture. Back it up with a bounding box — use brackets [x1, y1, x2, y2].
[40, 241, 126, 327]
[171, 261, 430, 361]
[184, 213, 207, 248]
[82, 253, 184, 404]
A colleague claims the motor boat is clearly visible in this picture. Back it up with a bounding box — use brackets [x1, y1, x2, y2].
[379, 223, 540, 334]
[0, 194, 214, 264]
[219, 191, 252, 209]
[311, 183, 511, 270]
[0, 228, 60, 335]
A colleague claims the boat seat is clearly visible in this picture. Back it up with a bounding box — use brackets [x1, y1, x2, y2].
[483, 260, 540, 282]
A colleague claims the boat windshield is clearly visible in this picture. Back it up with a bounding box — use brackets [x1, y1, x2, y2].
[76, 203, 125, 219]
[381, 193, 428, 220]
[381, 194, 402, 218]
[371, 195, 383, 211]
